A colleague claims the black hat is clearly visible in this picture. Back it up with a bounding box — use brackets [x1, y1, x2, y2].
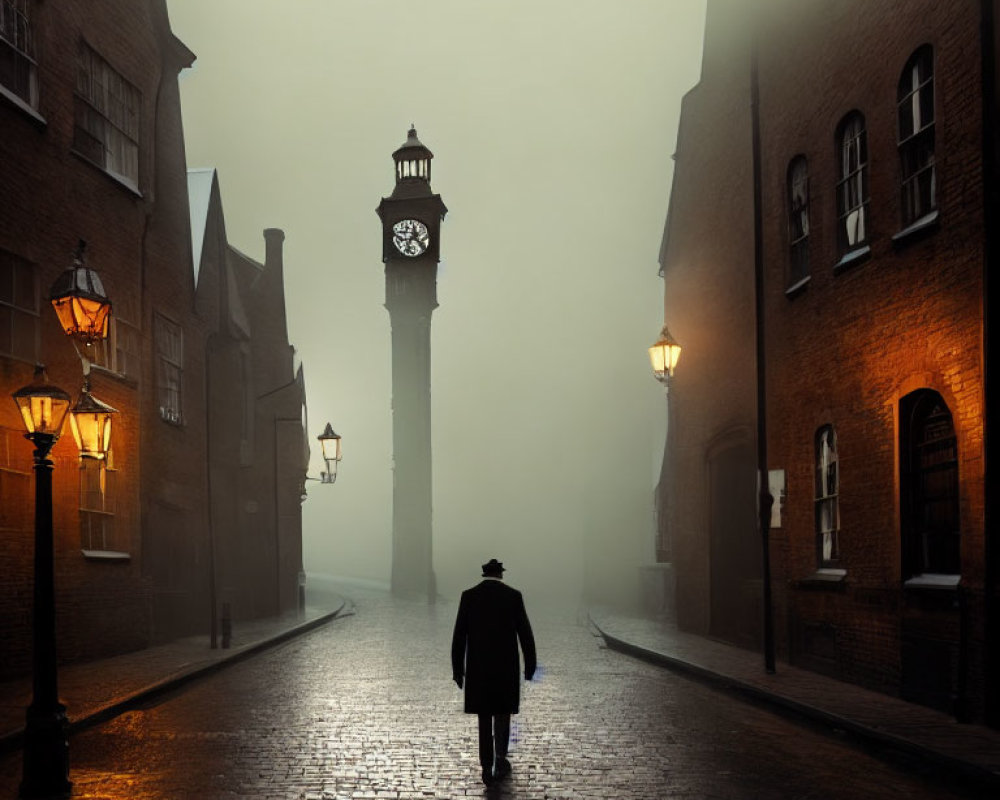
[481, 558, 505, 577]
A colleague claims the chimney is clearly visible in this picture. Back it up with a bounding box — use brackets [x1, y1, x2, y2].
[264, 227, 285, 273]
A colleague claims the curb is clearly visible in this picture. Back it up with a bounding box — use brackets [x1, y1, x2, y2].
[589, 613, 1000, 794]
[0, 599, 349, 753]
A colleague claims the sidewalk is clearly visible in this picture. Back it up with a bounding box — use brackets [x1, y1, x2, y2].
[589, 607, 1000, 792]
[0, 593, 350, 753]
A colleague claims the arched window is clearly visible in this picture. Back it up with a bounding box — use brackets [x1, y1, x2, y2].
[836, 113, 869, 254]
[898, 45, 935, 227]
[787, 156, 809, 288]
[901, 390, 959, 577]
[815, 425, 839, 565]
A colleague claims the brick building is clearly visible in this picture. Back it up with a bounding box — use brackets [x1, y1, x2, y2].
[658, 0, 998, 723]
[1, 0, 308, 678]
[189, 167, 309, 626]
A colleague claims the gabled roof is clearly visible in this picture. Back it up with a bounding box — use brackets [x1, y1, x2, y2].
[187, 168, 216, 288]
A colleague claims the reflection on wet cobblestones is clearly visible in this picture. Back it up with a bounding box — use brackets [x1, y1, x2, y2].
[0, 591, 992, 798]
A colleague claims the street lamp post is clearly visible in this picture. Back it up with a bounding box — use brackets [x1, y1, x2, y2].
[11, 243, 115, 798]
[12, 367, 72, 800]
[648, 326, 681, 616]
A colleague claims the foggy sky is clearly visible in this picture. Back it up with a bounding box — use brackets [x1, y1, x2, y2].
[166, 0, 707, 610]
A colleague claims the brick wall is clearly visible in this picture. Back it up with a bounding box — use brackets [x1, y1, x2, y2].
[660, 0, 989, 718]
[0, 0, 194, 676]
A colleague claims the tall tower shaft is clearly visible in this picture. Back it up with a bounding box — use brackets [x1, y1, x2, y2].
[376, 127, 447, 597]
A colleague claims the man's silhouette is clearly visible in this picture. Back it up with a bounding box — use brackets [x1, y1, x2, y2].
[451, 559, 536, 786]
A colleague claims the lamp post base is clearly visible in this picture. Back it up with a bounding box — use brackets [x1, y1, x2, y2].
[19, 703, 71, 799]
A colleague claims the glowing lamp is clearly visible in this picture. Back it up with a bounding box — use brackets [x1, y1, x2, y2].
[70, 384, 117, 459]
[649, 324, 682, 384]
[11, 366, 71, 446]
[49, 241, 112, 345]
[318, 422, 342, 484]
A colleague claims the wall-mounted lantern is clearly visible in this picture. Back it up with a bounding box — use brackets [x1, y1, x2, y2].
[69, 379, 117, 460]
[49, 241, 112, 346]
[317, 422, 342, 484]
[649, 324, 682, 384]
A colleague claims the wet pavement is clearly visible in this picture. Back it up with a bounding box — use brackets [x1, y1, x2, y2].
[0, 586, 994, 799]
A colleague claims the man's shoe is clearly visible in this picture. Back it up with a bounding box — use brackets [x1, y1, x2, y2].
[481, 768, 494, 786]
[495, 758, 512, 780]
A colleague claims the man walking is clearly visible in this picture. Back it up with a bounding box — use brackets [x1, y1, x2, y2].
[451, 559, 536, 786]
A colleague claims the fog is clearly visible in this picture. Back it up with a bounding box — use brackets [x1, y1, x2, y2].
[167, 0, 707, 613]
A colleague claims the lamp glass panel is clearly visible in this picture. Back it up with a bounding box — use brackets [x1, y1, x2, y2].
[667, 343, 681, 373]
[51, 296, 112, 341]
[321, 436, 342, 462]
[71, 409, 114, 458]
[16, 394, 69, 435]
[649, 344, 667, 374]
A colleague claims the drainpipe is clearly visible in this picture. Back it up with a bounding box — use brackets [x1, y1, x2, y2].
[981, 0, 999, 728]
[751, 30, 776, 675]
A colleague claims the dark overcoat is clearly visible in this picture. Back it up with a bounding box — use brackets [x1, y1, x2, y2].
[451, 579, 536, 715]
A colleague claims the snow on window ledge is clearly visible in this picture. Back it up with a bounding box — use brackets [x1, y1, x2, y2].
[82, 549, 131, 563]
[833, 245, 871, 275]
[904, 573, 959, 590]
[892, 209, 939, 246]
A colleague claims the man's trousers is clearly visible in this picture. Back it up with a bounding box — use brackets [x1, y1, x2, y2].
[477, 713, 510, 772]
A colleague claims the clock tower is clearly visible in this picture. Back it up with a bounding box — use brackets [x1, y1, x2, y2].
[376, 127, 447, 598]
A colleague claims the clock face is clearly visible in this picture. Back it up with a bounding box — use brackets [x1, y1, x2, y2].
[392, 219, 430, 257]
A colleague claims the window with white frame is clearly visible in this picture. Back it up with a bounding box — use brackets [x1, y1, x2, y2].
[73, 41, 140, 190]
[815, 425, 840, 565]
[836, 113, 869, 253]
[0, 0, 37, 108]
[898, 45, 935, 228]
[79, 456, 124, 555]
[0, 247, 38, 362]
[155, 313, 183, 424]
[787, 156, 810, 288]
[91, 294, 140, 379]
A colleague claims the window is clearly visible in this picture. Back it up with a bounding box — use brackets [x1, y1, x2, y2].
[0, 426, 31, 532]
[0, 0, 37, 108]
[836, 113, 869, 254]
[901, 390, 959, 577]
[80, 456, 125, 555]
[73, 41, 140, 190]
[91, 294, 140, 379]
[787, 156, 810, 288]
[0, 247, 38, 362]
[815, 425, 839, 565]
[898, 46, 935, 228]
[155, 313, 183, 424]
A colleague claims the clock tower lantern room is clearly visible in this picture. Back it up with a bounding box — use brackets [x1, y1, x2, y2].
[377, 126, 448, 265]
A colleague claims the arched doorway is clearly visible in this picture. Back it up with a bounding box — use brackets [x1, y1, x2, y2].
[899, 389, 961, 713]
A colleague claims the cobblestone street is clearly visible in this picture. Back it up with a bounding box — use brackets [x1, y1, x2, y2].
[0, 590, 993, 799]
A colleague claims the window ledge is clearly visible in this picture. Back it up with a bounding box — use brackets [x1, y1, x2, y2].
[904, 573, 959, 590]
[833, 245, 871, 275]
[70, 149, 143, 198]
[892, 210, 939, 247]
[0, 85, 47, 127]
[795, 568, 847, 589]
[89, 363, 139, 389]
[82, 549, 130, 563]
[785, 275, 811, 298]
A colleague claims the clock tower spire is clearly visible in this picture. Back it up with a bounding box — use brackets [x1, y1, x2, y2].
[376, 126, 447, 598]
